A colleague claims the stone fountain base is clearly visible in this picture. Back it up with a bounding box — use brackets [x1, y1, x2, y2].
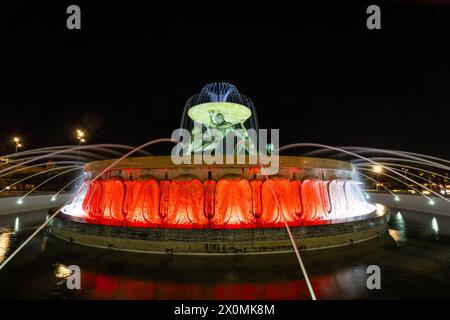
[48, 208, 389, 254]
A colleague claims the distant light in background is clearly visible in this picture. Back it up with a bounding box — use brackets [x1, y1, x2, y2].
[389, 211, 406, 244]
[372, 165, 383, 173]
[12, 136, 22, 153]
[76, 129, 86, 162]
[76, 129, 86, 143]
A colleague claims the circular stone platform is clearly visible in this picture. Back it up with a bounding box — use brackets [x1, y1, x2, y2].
[49, 208, 389, 254]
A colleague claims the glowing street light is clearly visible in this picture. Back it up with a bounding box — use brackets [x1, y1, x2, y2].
[76, 129, 86, 162]
[13, 137, 22, 153]
[76, 129, 85, 142]
[372, 165, 383, 173]
[371, 165, 383, 191]
[75, 129, 87, 145]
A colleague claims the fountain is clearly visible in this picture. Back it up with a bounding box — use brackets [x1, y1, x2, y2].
[50, 83, 385, 254]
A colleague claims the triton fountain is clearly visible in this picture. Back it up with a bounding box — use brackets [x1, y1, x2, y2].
[49, 83, 384, 254]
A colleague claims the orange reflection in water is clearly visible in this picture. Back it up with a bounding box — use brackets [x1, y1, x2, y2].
[81, 272, 300, 299]
[0, 229, 12, 264]
[78, 267, 365, 299]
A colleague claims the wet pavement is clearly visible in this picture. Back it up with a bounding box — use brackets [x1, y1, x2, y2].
[0, 208, 449, 299]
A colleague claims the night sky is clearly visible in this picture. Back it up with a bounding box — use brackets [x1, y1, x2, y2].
[1, 0, 450, 158]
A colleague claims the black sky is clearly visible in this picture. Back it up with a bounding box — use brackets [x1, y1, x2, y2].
[1, 0, 450, 158]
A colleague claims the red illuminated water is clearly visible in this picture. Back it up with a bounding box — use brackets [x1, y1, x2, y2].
[73, 177, 373, 228]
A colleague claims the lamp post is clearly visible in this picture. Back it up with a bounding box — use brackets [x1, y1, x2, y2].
[372, 165, 382, 191]
[13, 137, 22, 153]
[76, 130, 85, 162]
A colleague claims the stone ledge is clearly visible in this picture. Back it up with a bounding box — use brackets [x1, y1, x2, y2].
[49, 211, 389, 254]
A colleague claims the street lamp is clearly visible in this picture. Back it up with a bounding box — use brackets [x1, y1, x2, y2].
[76, 129, 86, 162]
[13, 137, 22, 153]
[372, 165, 382, 173]
[76, 129, 86, 144]
[372, 165, 383, 191]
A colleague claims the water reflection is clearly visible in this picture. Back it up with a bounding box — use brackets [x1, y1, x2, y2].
[315, 266, 367, 299]
[41, 235, 48, 252]
[388, 211, 406, 244]
[54, 263, 72, 278]
[76, 266, 368, 300]
[14, 217, 20, 233]
[431, 217, 439, 233]
[431, 217, 440, 240]
[80, 271, 302, 299]
[396, 212, 404, 227]
[388, 229, 403, 244]
[0, 228, 12, 264]
[1, 208, 449, 300]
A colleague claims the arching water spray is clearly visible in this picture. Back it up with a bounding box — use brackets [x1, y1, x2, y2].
[0, 138, 176, 272]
